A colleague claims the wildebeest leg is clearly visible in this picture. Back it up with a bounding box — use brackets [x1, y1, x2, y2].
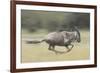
[51, 45, 66, 54]
[48, 45, 57, 53]
[48, 45, 56, 52]
[51, 45, 58, 54]
[48, 45, 52, 51]
[48, 45, 63, 54]
[65, 44, 74, 52]
[48, 45, 65, 54]
[49, 45, 58, 54]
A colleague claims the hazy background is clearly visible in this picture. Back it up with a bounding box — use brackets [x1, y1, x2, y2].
[21, 10, 90, 33]
[21, 10, 90, 63]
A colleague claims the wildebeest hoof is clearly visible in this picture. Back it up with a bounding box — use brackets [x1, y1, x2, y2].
[67, 49, 72, 52]
[54, 51, 66, 54]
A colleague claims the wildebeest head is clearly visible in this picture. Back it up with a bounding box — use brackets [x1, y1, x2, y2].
[74, 26, 81, 43]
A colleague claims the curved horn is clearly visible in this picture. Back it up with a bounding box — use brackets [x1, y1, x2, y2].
[74, 26, 81, 42]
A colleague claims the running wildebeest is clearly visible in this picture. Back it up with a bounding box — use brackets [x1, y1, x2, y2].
[26, 26, 81, 54]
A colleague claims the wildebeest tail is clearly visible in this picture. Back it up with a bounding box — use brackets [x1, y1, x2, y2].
[26, 39, 45, 44]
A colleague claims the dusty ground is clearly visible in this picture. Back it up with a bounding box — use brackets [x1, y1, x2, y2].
[21, 30, 90, 63]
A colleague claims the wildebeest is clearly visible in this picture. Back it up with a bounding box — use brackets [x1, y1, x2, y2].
[26, 26, 81, 54]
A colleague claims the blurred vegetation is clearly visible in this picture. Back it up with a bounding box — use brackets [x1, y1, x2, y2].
[21, 10, 90, 33]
